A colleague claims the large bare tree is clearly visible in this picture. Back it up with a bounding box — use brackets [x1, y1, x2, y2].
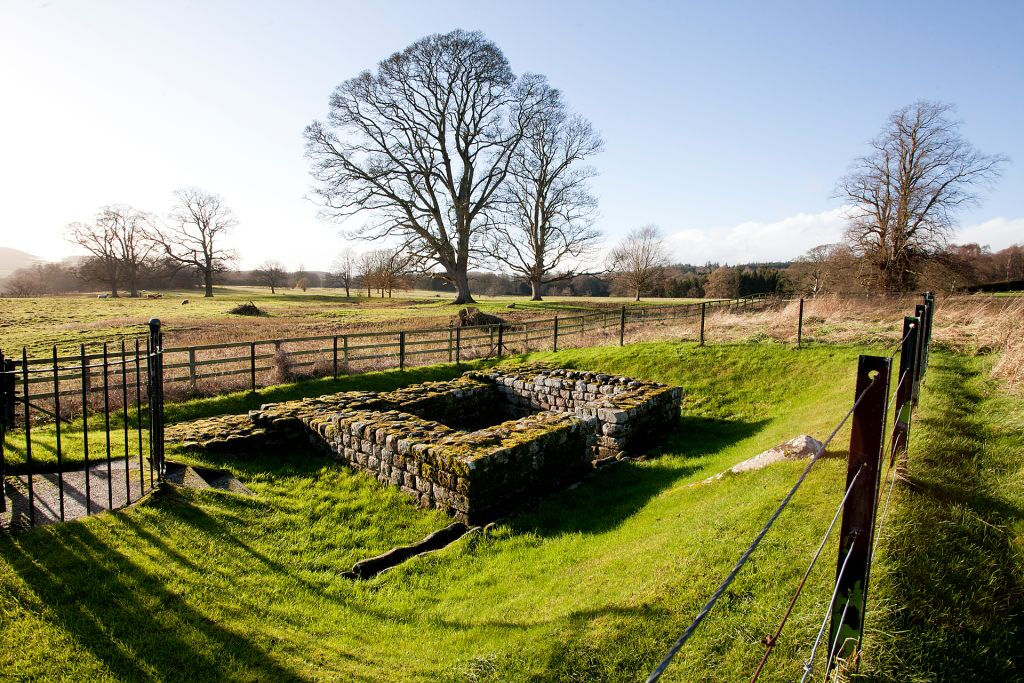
[67, 204, 155, 297]
[607, 225, 670, 301]
[254, 260, 286, 293]
[838, 101, 1007, 292]
[305, 29, 543, 304]
[154, 188, 238, 297]
[486, 84, 603, 300]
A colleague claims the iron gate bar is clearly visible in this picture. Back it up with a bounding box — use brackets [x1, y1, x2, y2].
[135, 339, 145, 498]
[121, 340, 131, 505]
[22, 348, 35, 526]
[52, 347, 65, 522]
[103, 343, 112, 510]
[891, 317, 919, 466]
[81, 344, 91, 515]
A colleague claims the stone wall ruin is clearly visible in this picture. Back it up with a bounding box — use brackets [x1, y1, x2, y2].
[169, 364, 682, 523]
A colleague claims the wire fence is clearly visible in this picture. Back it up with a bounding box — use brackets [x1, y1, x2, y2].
[647, 292, 936, 682]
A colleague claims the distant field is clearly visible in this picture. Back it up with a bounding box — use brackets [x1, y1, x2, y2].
[0, 287, 705, 356]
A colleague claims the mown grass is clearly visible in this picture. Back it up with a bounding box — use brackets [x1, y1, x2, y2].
[1, 342, 1014, 681]
[857, 352, 1024, 680]
[0, 342, 867, 681]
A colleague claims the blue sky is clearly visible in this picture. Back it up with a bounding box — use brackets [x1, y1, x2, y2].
[1, 0, 1021, 270]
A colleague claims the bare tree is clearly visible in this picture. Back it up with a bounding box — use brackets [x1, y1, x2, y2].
[154, 188, 238, 297]
[787, 244, 840, 296]
[67, 205, 155, 297]
[486, 84, 603, 300]
[331, 248, 357, 297]
[255, 260, 286, 293]
[66, 216, 121, 297]
[305, 29, 543, 304]
[607, 225, 670, 301]
[356, 251, 377, 297]
[368, 248, 416, 297]
[837, 101, 1007, 292]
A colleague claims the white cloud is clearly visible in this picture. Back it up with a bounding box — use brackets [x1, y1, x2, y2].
[663, 207, 849, 264]
[955, 217, 1024, 251]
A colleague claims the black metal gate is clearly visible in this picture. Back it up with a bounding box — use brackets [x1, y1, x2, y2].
[0, 319, 165, 530]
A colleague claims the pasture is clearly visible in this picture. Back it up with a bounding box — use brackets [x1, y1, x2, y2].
[0, 287, 705, 356]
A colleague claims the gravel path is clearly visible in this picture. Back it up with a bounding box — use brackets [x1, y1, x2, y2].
[2, 457, 156, 529]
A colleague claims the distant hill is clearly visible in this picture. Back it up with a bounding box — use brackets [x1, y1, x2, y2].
[0, 247, 44, 278]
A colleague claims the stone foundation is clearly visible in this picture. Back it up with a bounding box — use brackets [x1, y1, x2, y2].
[171, 364, 682, 522]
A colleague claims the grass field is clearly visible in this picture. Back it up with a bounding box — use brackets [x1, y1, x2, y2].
[3, 340, 1020, 681]
[0, 286, 706, 356]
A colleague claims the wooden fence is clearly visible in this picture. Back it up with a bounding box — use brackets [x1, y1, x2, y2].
[4, 295, 772, 418]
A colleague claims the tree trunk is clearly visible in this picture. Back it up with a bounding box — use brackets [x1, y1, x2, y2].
[452, 268, 476, 305]
[344, 285, 350, 297]
[529, 279, 543, 301]
[270, 284, 275, 294]
[204, 270, 214, 297]
[635, 289, 641, 302]
[110, 283, 119, 298]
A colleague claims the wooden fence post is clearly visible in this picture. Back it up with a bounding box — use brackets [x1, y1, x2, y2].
[797, 297, 804, 349]
[828, 354, 892, 672]
[342, 335, 349, 372]
[332, 336, 338, 379]
[188, 348, 197, 391]
[399, 332, 406, 370]
[699, 302, 706, 346]
[891, 316, 919, 464]
[250, 342, 257, 392]
[553, 316, 559, 352]
[496, 324, 504, 358]
[448, 323, 454, 362]
[619, 306, 626, 346]
[455, 326, 462, 365]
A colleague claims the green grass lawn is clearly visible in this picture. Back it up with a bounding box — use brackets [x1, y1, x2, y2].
[1, 342, 1019, 681]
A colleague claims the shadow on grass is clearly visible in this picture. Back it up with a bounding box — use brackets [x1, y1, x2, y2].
[0, 516, 306, 681]
[513, 415, 768, 537]
[862, 355, 1024, 680]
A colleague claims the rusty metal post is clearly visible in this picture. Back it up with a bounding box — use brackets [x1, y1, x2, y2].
[399, 332, 405, 370]
[891, 316, 919, 464]
[0, 350, 13, 427]
[497, 324, 504, 358]
[455, 326, 462, 365]
[828, 354, 892, 671]
[553, 315, 559, 352]
[699, 302, 706, 346]
[921, 293, 935, 379]
[797, 298, 804, 349]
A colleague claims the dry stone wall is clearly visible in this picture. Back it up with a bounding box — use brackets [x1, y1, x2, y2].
[170, 364, 682, 522]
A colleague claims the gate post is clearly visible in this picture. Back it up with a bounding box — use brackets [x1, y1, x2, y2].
[147, 319, 165, 480]
[828, 354, 891, 671]
[0, 351, 14, 428]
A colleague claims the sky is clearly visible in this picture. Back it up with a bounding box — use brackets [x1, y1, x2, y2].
[1, 0, 1021, 271]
